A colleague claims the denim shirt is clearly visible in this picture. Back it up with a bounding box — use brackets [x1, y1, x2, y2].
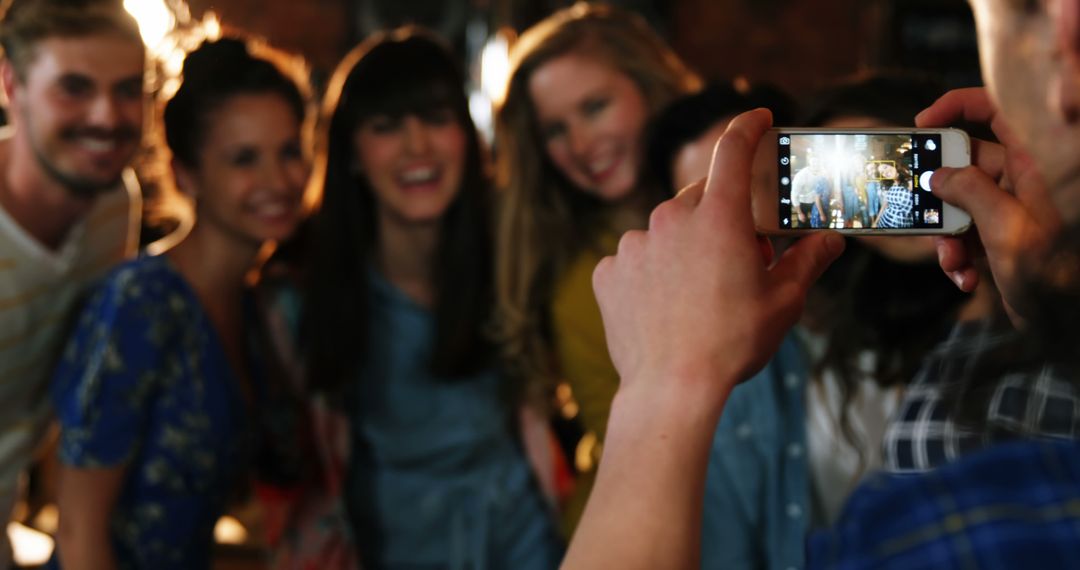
[345, 268, 561, 569]
[702, 333, 809, 570]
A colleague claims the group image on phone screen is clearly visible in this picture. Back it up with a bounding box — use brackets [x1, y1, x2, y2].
[779, 133, 943, 230]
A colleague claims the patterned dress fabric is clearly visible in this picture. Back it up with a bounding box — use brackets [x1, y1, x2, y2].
[876, 185, 914, 228]
[48, 255, 254, 570]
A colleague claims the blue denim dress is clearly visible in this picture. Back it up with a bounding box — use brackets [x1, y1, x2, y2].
[345, 268, 562, 569]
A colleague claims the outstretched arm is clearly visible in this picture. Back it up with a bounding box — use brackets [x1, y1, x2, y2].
[563, 109, 844, 569]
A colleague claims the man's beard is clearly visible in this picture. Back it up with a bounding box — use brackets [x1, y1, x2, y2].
[29, 124, 140, 199]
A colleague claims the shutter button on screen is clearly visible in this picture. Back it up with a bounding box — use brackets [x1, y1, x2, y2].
[920, 170, 934, 192]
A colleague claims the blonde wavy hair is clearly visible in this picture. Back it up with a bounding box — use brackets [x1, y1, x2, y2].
[494, 2, 700, 387]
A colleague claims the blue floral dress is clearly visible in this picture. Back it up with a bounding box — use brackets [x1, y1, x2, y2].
[48, 255, 255, 570]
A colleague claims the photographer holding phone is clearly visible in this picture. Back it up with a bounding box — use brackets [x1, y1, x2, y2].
[566, 0, 1080, 567]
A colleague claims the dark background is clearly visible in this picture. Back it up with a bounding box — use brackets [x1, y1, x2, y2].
[185, 0, 982, 94]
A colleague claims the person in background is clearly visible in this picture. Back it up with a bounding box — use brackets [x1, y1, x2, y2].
[795, 71, 992, 487]
[645, 82, 811, 570]
[0, 1, 143, 565]
[294, 28, 562, 569]
[862, 161, 882, 227]
[564, 0, 1080, 566]
[49, 36, 311, 570]
[646, 81, 796, 192]
[873, 166, 914, 228]
[790, 150, 831, 228]
[494, 2, 700, 535]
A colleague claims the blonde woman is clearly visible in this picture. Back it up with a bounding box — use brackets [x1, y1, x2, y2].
[494, 2, 700, 534]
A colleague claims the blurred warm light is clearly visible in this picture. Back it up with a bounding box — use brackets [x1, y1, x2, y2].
[554, 382, 579, 419]
[202, 12, 222, 41]
[33, 505, 59, 535]
[469, 27, 515, 143]
[481, 28, 513, 106]
[575, 432, 600, 473]
[124, 1, 222, 99]
[8, 522, 54, 567]
[469, 91, 494, 142]
[214, 515, 248, 545]
[124, 0, 175, 51]
[555, 383, 572, 402]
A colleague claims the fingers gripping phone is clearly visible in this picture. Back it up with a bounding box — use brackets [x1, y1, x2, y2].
[752, 128, 972, 235]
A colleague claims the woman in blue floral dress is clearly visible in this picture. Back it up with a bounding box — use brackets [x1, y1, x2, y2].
[49, 37, 311, 570]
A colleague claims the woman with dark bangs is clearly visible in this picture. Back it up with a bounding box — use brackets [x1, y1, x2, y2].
[284, 28, 562, 569]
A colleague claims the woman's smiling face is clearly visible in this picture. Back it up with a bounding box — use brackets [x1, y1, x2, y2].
[529, 52, 650, 203]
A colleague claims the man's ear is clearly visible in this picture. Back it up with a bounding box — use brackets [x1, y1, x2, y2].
[1, 60, 17, 109]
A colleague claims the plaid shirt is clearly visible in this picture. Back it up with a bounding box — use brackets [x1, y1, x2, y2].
[807, 438, 1080, 569]
[882, 319, 1080, 473]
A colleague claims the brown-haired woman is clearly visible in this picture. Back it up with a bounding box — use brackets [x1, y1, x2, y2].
[494, 2, 700, 533]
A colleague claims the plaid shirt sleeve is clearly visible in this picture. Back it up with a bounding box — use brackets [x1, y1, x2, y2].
[807, 439, 1080, 569]
[883, 319, 1080, 474]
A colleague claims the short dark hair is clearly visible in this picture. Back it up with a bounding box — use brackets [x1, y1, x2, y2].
[163, 36, 311, 167]
[646, 81, 796, 191]
[646, 83, 751, 191]
[0, 0, 141, 79]
[800, 70, 944, 127]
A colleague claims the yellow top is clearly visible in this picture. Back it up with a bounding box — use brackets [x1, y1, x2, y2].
[550, 229, 620, 534]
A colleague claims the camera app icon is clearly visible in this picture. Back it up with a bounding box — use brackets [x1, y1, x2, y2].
[779, 136, 790, 145]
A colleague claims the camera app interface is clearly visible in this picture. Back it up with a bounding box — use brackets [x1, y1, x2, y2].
[778, 132, 943, 230]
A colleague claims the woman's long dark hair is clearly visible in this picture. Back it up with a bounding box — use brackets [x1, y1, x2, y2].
[301, 28, 495, 394]
[802, 72, 970, 468]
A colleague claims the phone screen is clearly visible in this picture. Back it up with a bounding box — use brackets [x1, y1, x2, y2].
[777, 132, 943, 230]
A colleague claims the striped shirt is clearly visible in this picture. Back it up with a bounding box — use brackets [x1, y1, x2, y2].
[0, 168, 140, 520]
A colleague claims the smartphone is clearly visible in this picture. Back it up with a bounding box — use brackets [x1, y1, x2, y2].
[752, 128, 972, 235]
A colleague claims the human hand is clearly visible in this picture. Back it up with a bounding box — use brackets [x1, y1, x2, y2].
[916, 88, 1062, 325]
[591, 109, 845, 413]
